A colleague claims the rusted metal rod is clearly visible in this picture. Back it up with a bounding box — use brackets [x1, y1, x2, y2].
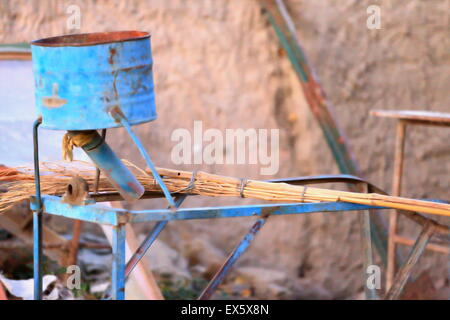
[261, 0, 357, 174]
[260, 0, 390, 264]
[384, 222, 436, 300]
[93, 129, 107, 194]
[397, 209, 449, 237]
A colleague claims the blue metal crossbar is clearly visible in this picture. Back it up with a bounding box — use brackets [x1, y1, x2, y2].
[31, 195, 384, 226]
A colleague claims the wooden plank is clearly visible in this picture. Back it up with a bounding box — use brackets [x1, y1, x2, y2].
[0, 207, 69, 266]
[394, 235, 449, 254]
[371, 110, 450, 125]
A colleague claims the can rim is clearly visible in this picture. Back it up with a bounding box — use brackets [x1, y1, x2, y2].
[30, 31, 150, 47]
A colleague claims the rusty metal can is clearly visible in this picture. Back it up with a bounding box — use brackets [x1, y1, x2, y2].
[31, 31, 156, 130]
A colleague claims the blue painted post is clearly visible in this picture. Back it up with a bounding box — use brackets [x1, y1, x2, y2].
[112, 225, 126, 300]
[32, 119, 43, 300]
[33, 211, 43, 300]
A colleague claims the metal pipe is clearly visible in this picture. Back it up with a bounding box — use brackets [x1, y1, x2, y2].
[32, 118, 43, 300]
[73, 130, 145, 202]
[198, 218, 268, 300]
[93, 129, 107, 194]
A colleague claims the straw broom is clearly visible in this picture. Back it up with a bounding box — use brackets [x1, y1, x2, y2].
[155, 166, 450, 217]
[0, 161, 449, 218]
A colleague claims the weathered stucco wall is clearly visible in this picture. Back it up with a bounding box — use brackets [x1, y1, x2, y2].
[1, 0, 448, 298]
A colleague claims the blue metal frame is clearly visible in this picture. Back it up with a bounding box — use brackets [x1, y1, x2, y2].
[30, 111, 178, 299]
[29, 96, 385, 300]
[31, 195, 383, 225]
[31, 194, 385, 300]
[30, 111, 384, 300]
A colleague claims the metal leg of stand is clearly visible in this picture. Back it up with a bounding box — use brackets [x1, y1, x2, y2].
[112, 224, 126, 300]
[33, 118, 43, 300]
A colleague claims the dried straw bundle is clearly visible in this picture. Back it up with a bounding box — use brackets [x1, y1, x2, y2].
[0, 161, 449, 217]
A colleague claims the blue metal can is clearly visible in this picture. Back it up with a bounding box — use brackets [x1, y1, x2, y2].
[31, 31, 156, 130]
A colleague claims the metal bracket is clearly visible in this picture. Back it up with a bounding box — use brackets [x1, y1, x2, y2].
[109, 108, 176, 209]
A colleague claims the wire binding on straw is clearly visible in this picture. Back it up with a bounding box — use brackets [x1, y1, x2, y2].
[239, 178, 248, 198]
[300, 186, 307, 203]
[179, 170, 198, 193]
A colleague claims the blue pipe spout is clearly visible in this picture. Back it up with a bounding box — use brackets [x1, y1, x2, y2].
[69, 130, 144, 201]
